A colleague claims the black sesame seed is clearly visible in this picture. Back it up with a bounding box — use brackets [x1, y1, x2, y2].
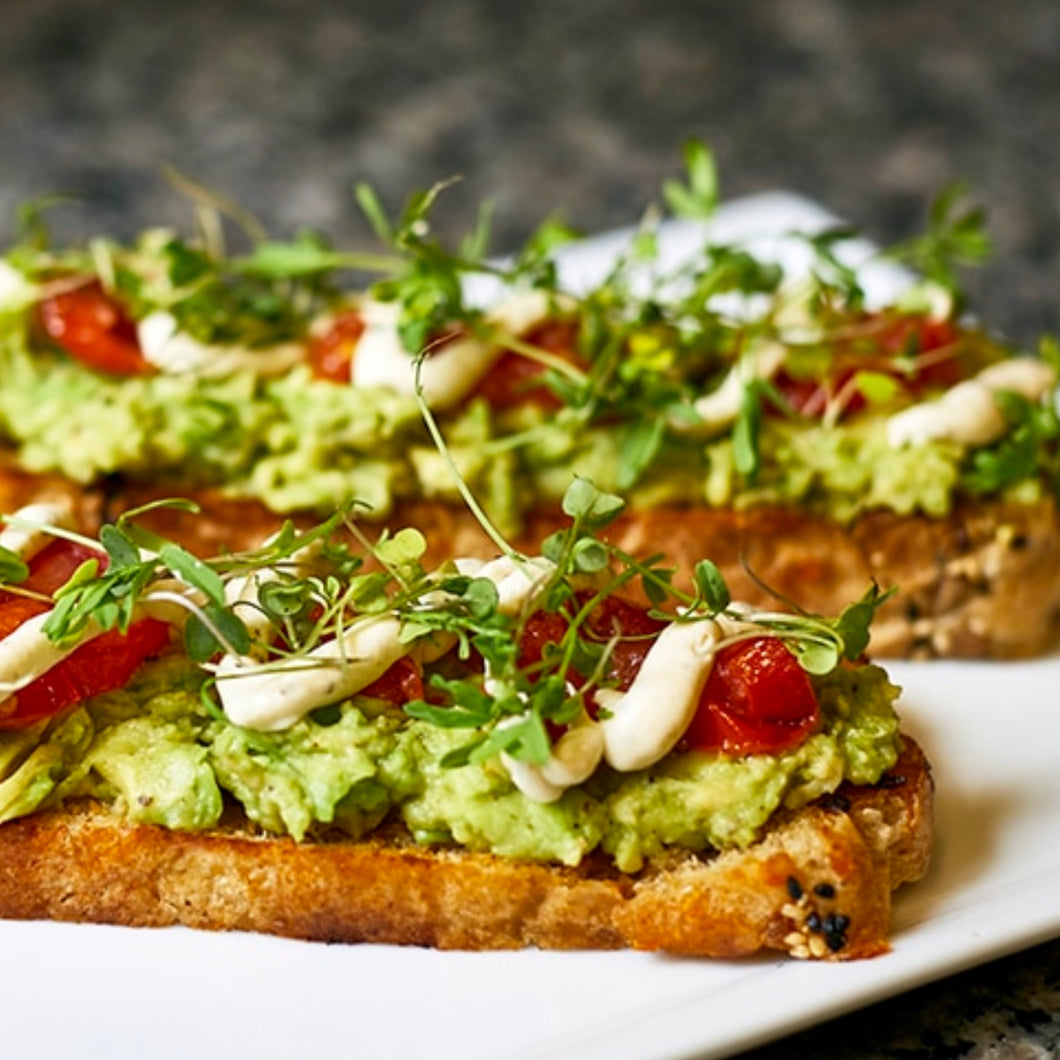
[805, 912, 822, 933]
[786, 876, 803, 901]
[875, 772, 907, 790]
[823, 913, 847, 934]
[822, 913, 850, 951]
[817, 793, 851, 812]
[813, 883, 836, 899]
[824, 930, 847, 952]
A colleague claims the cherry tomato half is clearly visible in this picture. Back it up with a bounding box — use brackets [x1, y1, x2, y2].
[517, 594, 667, 695]
[17, 538, 104, 596]
[360, 655, 425, 707]
[472, 319, 582, 410]
[683, 637, 820, 756]
[579, 594, 668, 692]
[0, 618, 171, 729]
[307, 310, 366, 383]
[775, 311, 962, 420]
[35, 280, 151, 376]
[0, 538, 171, 729]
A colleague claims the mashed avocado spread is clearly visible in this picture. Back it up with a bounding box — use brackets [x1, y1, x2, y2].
[0, 654, 901, 873]
[0, 322, 1013, 532]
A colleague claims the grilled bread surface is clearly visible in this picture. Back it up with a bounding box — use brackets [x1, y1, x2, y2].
[4, 454, 1058, 660]
[0, 739, 932, 959]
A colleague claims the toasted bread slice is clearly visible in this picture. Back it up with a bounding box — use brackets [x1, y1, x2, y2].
[4, 454, 1059, 660]
[0, 739, 932, 959]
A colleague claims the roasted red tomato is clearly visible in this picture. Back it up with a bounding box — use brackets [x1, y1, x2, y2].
[35, 280, 151, 376]
[471, 318, 582, 410]
[307, 310, 366, 383]
[579, 594, 667, 691]
[0, 539, 171, 729]
[16, 538, 103, 596]
[518, 594, 667, 692]
[517, 608, 572, 678]
[683, 636, 820, 756]
[0, 616, 171, 730]
[360, 655, 425, 707]
[775, 311, 962, 420]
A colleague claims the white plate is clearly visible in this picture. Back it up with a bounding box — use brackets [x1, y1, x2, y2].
[7, 655, 1060, 1060]
[4, 196, 1059, 1060]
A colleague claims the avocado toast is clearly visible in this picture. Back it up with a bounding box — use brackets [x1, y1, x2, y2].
[0, 147, 1056, 657]
[0, 480, 932, 958]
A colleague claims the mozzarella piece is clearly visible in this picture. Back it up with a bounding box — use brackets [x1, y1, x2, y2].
[350, 290, 555, 409]
[216, 614, 407, 731]
[137, 310, 305, 378]
[887, 357, 1057, 448]
[0, 501, 75, 562]
[598, 617, 724, 772]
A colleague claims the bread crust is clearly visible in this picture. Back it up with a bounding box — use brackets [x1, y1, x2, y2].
[378, 497, 1060, 659]
[0, 739, 932, 959]
[4, 455, 1058, 659]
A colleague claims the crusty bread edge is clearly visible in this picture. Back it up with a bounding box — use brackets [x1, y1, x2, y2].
[3, 456, 1058, 659]
[0, 738, 933, 960]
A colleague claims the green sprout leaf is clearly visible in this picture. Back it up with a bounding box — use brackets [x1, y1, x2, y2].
[886, 180, 992, 298]
[184, 603, 251, 662]
[159, 543, 227, 607]
[732, 379, 764, 478]
[792, 640, 840, 676]
[853, 370, 904, 406]
[663, 140, 719, 220]
[571, 537, 610, 574]
[561, 478, 626, 529]
[834, 584, 894, 661]
[99, 524, 142, 570]
[0, 545, 29, 585]
[617, 417, 665, 491]
[693, 559, 730, 613]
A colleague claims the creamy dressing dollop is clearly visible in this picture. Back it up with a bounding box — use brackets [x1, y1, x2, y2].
[350, 290, 558, 409]
[887, 357, 1057, 448]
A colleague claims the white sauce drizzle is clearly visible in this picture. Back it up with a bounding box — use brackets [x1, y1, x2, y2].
[216, 614, 407, 731]
[0, 612, 101, 701]
[137, 310, 305, 378]
[502, 718, 604, 804]
[887, 357, 1057, 448]
[0, 501, 75, 562]
[350, 290, 556, 409]
[597, 617, 726, 772]
[0, 261, 36, 309]
[682, 341, 786, 435]
[215, 553, 556, 731]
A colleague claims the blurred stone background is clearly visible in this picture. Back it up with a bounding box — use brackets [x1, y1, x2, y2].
[2, 2, 1060, 1057]
[1, 0, 1058, 345]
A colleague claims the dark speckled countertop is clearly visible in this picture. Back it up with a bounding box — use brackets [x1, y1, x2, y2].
[2, 2, 1060, 1057]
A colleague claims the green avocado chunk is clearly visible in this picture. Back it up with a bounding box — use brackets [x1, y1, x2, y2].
[4, 309, 1050, 531]
[0, 655, 902, 868]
